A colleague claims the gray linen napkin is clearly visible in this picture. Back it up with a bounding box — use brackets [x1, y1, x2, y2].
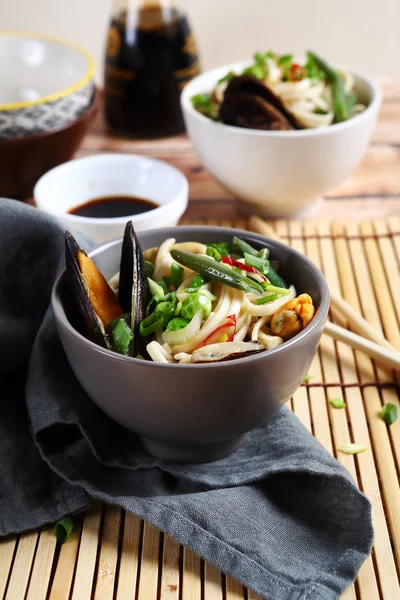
[0, 198, 373, 600]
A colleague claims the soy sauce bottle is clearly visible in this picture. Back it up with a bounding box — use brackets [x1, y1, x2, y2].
[104, 0, 200, 138]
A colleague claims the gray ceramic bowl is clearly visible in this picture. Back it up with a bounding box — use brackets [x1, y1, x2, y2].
[52, 226, 330, 463]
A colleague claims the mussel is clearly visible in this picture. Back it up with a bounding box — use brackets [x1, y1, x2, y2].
[220, 74, 298, 130]
[190, 340, 265, 363]
[65, 232, 124, 348]
[118, 221, 150, 356]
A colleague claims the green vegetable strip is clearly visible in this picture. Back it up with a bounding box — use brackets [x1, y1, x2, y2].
[111, 317, 134, 355]
[264, 266, 289, 289]
[170, 249, 264, 295]
[148, 278, 164, 297]
[244, 252, 269, 273]
[330, 398, 347, 409]
[261, 283, 290, 295]
[254, 293, 280, 305]
[233, 236, 258, 256]
[307, 51, 350, 123]
[158, 277, 170, 295]
[169, 263, 184, 289]
[257, 248, 270, 260]
[139, 311, 163, 336]
[186, 274, 208, 292]
[167, 317, 190, 331]
[54, 517, 74, 545]
[381, 402, 398, 425]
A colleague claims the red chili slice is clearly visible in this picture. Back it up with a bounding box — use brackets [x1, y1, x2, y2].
[221, 256, 267, 280]
[289, 64, 306, 82]
[203, 314, 237, 346]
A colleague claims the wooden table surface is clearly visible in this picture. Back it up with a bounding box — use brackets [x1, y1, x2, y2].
[2, 82, 400, 600]
[77, 80, 400, 222]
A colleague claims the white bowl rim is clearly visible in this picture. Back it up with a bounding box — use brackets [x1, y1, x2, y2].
[181, 58, 382, 138]
[0, 30, 95, 111]
[34, 153, 189, 225]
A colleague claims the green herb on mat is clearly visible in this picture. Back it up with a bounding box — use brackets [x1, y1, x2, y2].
[330, 398, 347, 409]
[54, 517, 74, 545]
[381, 403, 398, 425]
[303, 375, 313, 383]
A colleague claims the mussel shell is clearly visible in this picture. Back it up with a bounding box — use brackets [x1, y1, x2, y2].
[118, 221, 150, 356]
[220, 91, 293, 131]
[65, 232, 109, 348]
[190, 340, 266, 363]
[222, 74, 298, 129]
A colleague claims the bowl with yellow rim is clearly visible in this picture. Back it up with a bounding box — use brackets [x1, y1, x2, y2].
[0, 31, 95, 139]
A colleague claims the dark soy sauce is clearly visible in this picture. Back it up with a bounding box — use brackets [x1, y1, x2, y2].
[69, 196, 158, 219]
[104, 4, 200, 138]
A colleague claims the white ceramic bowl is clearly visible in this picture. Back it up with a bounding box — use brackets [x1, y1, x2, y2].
[34, 153, 189, 242]
[0, 31, 95, 139]
[181, 60, 381, 218]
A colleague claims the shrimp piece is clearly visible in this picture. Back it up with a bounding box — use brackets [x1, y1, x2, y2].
[270, 294, 315, 340]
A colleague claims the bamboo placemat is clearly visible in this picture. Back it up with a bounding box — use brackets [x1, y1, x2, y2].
[1, 216, 400, 600]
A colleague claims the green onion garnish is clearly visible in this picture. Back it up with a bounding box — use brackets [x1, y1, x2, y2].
[257, 248, 270, 261]
[244, 252, 269, 273]
[303, 375, 313, 383]
[54, 517, 74, 545]
[330, 398, 347, 409]
[167, 317, 190, 331]
[191, 93, 219, 119]
[148, 278, 164, 298]
[264, 266, 289, 289]
[111, 316, 134, 355]
[233, 236, 258, 256]
[186, 274, 208, 292]
[155, 301, 176, 327]
[175, 300, 182, 316]
[145, 260, 154, 278]
[158, 277, 170, 295]
[139, 311, 164, 336]
[168, 263, 184, 289]
[218, 71, 235, 84]
[381, 403, 398, 425]
[261, 283, 291, 295]
[254, 293, 280, 305]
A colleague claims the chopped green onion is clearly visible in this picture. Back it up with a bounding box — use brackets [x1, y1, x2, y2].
[254, 293, 280, 305]
[186, 274, 208, 292]
[198, 289, 217, 302]
[233, 236, 258, 256]
[54, 517, 74, 545]
[109, 313, 131, 332]
[218, 71, 235, 84]
[155, 301, 176, 327]
[307, 51, 352, 123]
[206, 243, 230, 262]
[232, 266, 243, 275]
[257, 248, 270, 260]
[261, 283, 290, 295]
[139, 311, 163, 336]
[191, 93, 219, 119]
[244, 252, 269, 273]
[158, 277, 170, 295]
[206, 246, 222, 261]
[167, 317, 190, 331]
[253, 51, 266, 64]
[278, 53, 293, 66]
[145, 260, 155, 278]
[338, 443, 368, 455]
[168, 263, 184, 289]
[175, 300, 182, 315]
[303, 375, 313, 383]
[242, 64, 266, 80]
[330, 398, 347, 409]
[111, 316, 134, 355]
[148, 278, 164, 298]
[264, 266, 289, 289]
[381, 403, 398, 425]
[181, 292, 212, 320]
[314, 108, 329, 115]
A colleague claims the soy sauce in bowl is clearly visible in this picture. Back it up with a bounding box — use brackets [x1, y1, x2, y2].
[68, 195, 158, 219]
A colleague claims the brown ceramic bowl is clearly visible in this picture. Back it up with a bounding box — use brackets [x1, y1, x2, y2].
[0, 87, 99, 200]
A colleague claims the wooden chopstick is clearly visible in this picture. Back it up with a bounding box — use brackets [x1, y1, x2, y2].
[324, 321, 400, 371]
[248, 215, 399, 354]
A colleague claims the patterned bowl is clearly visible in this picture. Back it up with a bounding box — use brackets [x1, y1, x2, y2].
[0, 31, 95, 140]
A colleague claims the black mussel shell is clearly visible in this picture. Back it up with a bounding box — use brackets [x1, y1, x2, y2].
[220, 91, 294, 131]
[118, 221, 150, 356]
[65, 232, 109, 348]
[190, 340, 266, 363]
[222, 74, 299, 129]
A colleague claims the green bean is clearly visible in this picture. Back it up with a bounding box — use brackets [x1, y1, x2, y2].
[264, 266, 289, 289]
[307, 52, 350, 123]
[170, 249, 264, 295]
[233, 236, 258, 256]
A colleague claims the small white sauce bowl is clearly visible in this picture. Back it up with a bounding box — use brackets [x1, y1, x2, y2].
[181, 60, 381, 218]
[34, 153, 189, 242]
